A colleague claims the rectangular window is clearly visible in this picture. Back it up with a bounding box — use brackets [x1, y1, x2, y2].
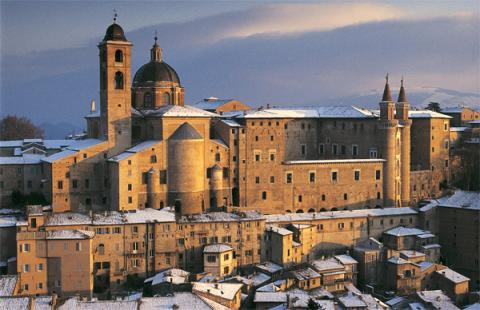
[128, 184, 132, 191]
[301, 144, 306, 156]
[150, 155, 157, 163]
[132, 242, 139, 252]
[132, 259, 140, 268]
[255, 176, 260, 184]
[354, 170, 360, 181]
[207, 255, 216, 263]
[75, 242, 81, 251]
[159, 170, 167, 184]
[331, 171, 338, 182]
[262, 191, 267, 200]
[319, 144, 324, 155]
[298, 195, 303, 203]
[113, 227, 121, 234]
[270, 176, 275, 184]
[369, 148, 378, 158]
[445, 160, 449, 167]
[142, 172, 148, 184]
[23, 264, 30, 272]
[270, 153, 275, 162]
[332, 144, 338, 155]
[128, 196, 132, 204]
[375, 170, 381, 180]
[57, 180, 63, 190]
[309, 172, 316, 183]
[72, 179, 78, 189]
[286, 172, 293, 184]
[24, 243, 31, 252]
[255, 154, 261, 162]
[352, 145, 358, 156]
[341, 145, 346, 155]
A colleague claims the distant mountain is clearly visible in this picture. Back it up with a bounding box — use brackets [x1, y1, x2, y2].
[39, 122, 85, 139]
[316, 87, 480, 110]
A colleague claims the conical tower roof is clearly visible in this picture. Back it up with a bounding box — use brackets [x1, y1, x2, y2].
[397, 78, 408, 103]
[382, 74, 392, 102]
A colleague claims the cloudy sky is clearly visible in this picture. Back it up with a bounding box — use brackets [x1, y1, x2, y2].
[1, 1, 479, 130]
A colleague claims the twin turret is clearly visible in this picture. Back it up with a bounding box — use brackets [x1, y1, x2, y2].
[379, 74, 410, 121]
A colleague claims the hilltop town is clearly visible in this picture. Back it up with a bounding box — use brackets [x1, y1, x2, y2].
[0, 19, 479, 309]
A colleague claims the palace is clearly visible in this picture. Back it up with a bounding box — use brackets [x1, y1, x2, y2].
[1, 20, 478, 302]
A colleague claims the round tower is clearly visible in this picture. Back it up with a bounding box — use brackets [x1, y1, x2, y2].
[209, 164, 224, 210]
[396, 78, 412, 207]
[167, 122, 205, 215]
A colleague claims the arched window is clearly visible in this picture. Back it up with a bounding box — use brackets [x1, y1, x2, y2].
[296, 209, 304, 213]
[115, 50, 123, 62]
[98, 244, 105, 255]
[331, 207, 338, 211]
[115, 72, 124, 89]
[320, 208, 327, 212]
[174, 200, 182, 213]
[308, 208, 315, 213]
[163, 92, 171, 105]
[144, 92, 152, 107]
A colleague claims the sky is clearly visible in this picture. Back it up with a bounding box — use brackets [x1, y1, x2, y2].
[1, 1, 479, 134]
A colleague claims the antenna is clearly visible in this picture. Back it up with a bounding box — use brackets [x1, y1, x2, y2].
[113, 9, 117, 23]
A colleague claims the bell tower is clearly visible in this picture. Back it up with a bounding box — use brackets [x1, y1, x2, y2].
[98, 15, 132, 154]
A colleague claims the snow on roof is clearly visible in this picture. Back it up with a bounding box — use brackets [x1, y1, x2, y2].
[65, 139, 104, 151]
[85, 111, 100, 118]
[354, 237, 383, 251]
[400, 250, 426, 258]
[450, 127, 468, 132]
[416, 290, 459, 310]
[58, 297, 138, 310]
[386, 296, 406, 306]
[0, 275, 18, 296]
[254, 292, 287, 303]
[285, 158, 385, 165]
[257, 280, 286, 292]
[335, 254, 358, 265]
[417, 233, 435, 239]
[0, 297, 30, 309]
[311, 300, 335, 310]
[193, 282, 243, 301]
[34, 296, 53, 310]
[241, 106, 377, 119]
[220, 119, 242, 127]
[338, 293, 368, 308]
[0, 154, 45, 165]
[409, 302, 428, 310]
[126, 140, 161, 153]
[464, 303, 480, 310]
[436, 268, 469, 283]
[144, 268, 190, 286]
[246, 273, 271, 287]
[266, 207, 417, 223]
[41, 149, 77, 163]
[46, 229, 94, 240]
[291, 267, 320, 280]
[266, 225, 293, 236]
[0, 217, 17, 228]
[204, 244, 233, 253]
[387, 256, 410, 265]
[311, 257, 345, 272]
[422, 243, 441, 250]
[196, 295, 230, 310]
[384, 226, 429, 237]
[469, 120, 480, 124]
[178, 211, 263, 223]
[418, 261, 434, 272]
[134, 105, 219, 118]
[46, 209, 175, 227]
[255, 261, 283, 274]
[408, 110, 451, 119]
[194, 98, 234, 110]
[440, 190, 480, 210]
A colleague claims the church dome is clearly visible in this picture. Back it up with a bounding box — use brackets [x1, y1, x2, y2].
[133, 61, 181, 85]
[103, 23, 127, 41]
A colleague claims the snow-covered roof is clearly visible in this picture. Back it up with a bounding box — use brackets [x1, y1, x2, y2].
[335, 254, 358, 265]
[285, 158, 385, 165]
[45, 208, 175, 227]
[400, 250, 426, 258]
[194, 98, 234, 110]
[384, 226, 429, 237]
[385, 296, 406, 306]
[46, 229, 94, 240]
[436, 268, 469, 283]
[255, 261, 283, 274]
[408, 110, 451, 119]
[65, 139, 104, 151]
[354, 237, 383, 251]
[41, 150, 77, 163]
[240, 106, 377, 119]
[291, 267, 320, 280]
[34, 296, 53, 310]
[417, 233, 435, 239]
[422, 243, 441, 250]
[0, 217, 17, 228]
[418, 261, 434, 272]
[338, 294, 368, 308]
[387, 256, 410, 265]
[266, 207, 417, 223]
[266, 225, 293, 236]
[464, 303, 480, 310]
[0, 275, 17, 296]
[178, 211, 263, 223]
[58, 297, 138, 310]
[229, 273, 271, 287]
[133, 105, 219, 118]
[450, 127, 468, 132]
[254, 292, 287, 303]
[204, 244, 233, 253]
[257, 280, 286, 293]
[311, 257, 345, 272]
[0, 154, 45, 165]
[416, 290, 459, 310]
[192, 282, 242, 301]
[144, 268, 190, 286]
[439, 190, 480, 210]
[220, 119, 242, 127]
[0, 297, 30, 309]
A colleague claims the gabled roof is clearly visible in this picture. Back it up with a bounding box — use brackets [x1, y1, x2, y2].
[203, 244, 233, 253]
[192, 282, 243, 301]
[240, 106, 377, 119]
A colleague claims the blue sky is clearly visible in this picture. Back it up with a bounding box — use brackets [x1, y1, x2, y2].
[1, 1, 479, 132]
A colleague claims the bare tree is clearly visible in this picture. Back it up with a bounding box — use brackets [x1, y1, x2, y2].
[0, 115, 44, 140]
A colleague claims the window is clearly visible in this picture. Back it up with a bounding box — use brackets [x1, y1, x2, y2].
[115, 49, 123, 62]
[444, 122, 448, 131]
[37, 264, 43, 271]
[31, 218, 36, 228]
[322, 194, 326, 201]
[444, 140, 449, 149]
[132, 259, 140, 268]
[369, 148, 378, 158]
[132, 242, 139, 252]
[286, 172, 293, 184]
[98, 244, 105, 255]
[76, 242, 81, 252]
[114, 71, 124, 89]
[255, 136, 259, 141]
[298, 195, 303, 203]
[22, 284, 28, 291]
[207, 255, 216, 263]
[150, 155, 157, 163]
[163, 92, 170, 105]
[354, 170, 360, 181]
[128, 196, 132, 204]
[375, 170, 381, 180]
[319, 144, 324, 155]
[160, 170, 167, 184]
[341, 145, 346, 155]
[301, 144, 306, 156]
[338, 223, 345, 230]
[344, 193, 348, 200]
[57, 180, 63, 190]
[270, 153, 275, 161]
[113, 227, 121, 234]
[270, 176, 275, 184]
[143, 92, 152, 107]
[215, 153, 220, 162]
[262, 191, 267, 200]
[224, 253, 229, 260]
[23, 264, 30, 272]
[255, 154, 261, 162]
[72, 179, 78, 189]
[128, 184, 132, 191]
[255, 176, 260, 184]
[332, 144, 338, 155]
[309, 172, 316, 183]
[224, 266, 229, 274]
[352, 145, 358, 156]
[23, 243, 31, 252]
[85, 179, 90, 189]
[432, 147, 435, 153]
[331, 171, 338, 182]
[445, 160, 449, 167]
